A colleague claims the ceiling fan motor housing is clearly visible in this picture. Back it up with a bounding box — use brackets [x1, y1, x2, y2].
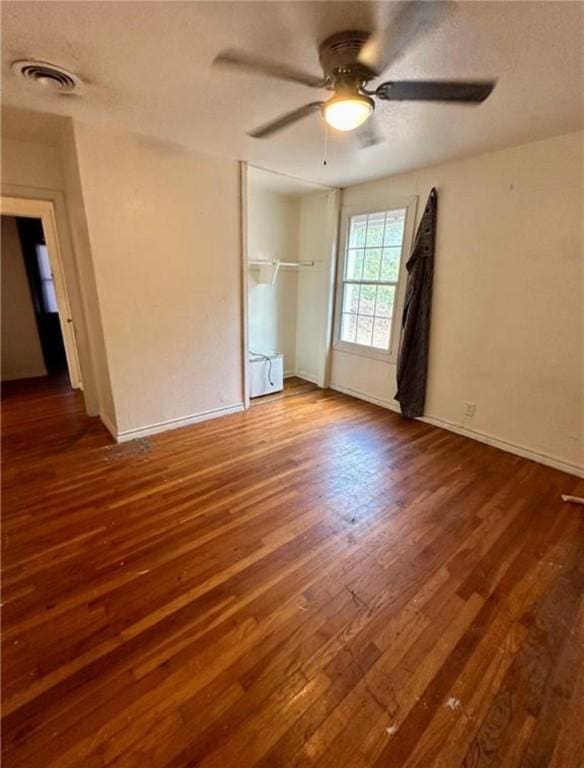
[318, 30, 373, 88]
[211, 11, 497, 141]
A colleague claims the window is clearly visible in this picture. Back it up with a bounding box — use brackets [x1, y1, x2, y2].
[35, 244, 59, 313]
[337, 207, 407, 355]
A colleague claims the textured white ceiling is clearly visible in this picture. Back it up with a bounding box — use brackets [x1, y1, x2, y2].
[2, 1, 583, 187]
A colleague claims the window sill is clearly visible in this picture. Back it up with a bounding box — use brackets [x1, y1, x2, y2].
[333, 340, 397, 365]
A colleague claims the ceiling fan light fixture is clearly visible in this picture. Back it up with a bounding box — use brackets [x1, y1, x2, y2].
[323, 94, 374, 132]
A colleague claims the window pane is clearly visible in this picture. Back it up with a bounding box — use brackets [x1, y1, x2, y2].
[36, 244, 52, 280]
[349, 215, 368, 248]
[346, 249, 364, 279]
[363, 248, 381, 280]
[359, 284, 376, 315]
[341, 313, 357, 343]
[372, 318, 391, 349]
[341, 206, 407, 352]
[383, 210, 406, 246]
[380, 247, 401, 282]
[41, 279, 59, 313]
[365, 212, 385, 247]
[356, 315, 373, 346]
[343, 283, 360, 314]
[375, 285, 394, 318]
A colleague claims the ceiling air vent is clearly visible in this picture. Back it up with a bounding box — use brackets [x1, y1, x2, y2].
[11, 60, 82, 94]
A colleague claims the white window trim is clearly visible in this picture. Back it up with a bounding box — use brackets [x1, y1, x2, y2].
[333, 195, 418, 364]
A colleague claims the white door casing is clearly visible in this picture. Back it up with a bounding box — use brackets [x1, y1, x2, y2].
[1, 195, 82, 389]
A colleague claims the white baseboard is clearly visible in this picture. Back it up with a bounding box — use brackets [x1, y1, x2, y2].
[294, 368, 320, 385]
[284, 368, 321, 385]
[112, 403, 245, 443]
[330, 383, 397, 412]
[330, 383, 584, 479]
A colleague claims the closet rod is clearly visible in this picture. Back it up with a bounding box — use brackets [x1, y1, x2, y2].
[248, 259, 314, 267]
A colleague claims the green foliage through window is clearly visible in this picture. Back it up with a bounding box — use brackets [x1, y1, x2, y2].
[340, 208, 406, 351]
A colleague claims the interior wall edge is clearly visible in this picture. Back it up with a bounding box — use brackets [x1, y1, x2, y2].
[330, 383, 584, 479]
[294, 368, 320, 385]
[240, 160, 250, 409]
[99, 410, 118, 442]
[66, 119, 119, 427]
[320, 188, 342, 389]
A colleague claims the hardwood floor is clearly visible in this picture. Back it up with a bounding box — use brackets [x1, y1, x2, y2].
[2, 375, 583, 768]
[251, 376, 319, 407]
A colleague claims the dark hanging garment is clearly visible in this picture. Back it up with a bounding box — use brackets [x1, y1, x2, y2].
[395, 188, 437, 418]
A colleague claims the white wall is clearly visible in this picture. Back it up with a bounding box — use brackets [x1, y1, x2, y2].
[1, 216, 46, 381]
[72, 123, 243, 437]
[1, 136, 64, 192]
[247, 187, 299, 373]
[332, 131, 584, 474]
[296, 190, 340, 386]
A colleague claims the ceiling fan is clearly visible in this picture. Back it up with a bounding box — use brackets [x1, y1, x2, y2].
[213, 1, 496, 145]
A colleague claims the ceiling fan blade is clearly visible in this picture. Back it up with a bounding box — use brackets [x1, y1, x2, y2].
[249, 102, 324, 138]
[375, 80, 496, 103]
[358, 1, 454, 76]
[354, 114, 383, 149]
[213, 50, 326, 88]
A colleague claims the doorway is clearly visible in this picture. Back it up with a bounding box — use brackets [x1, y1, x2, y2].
[243, 165, 340, 406]
[1, 201, 81, 391]
[16, 216, 68, 375]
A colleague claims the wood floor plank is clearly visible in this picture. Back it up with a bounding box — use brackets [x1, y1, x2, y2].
[2, 375, 583, 767]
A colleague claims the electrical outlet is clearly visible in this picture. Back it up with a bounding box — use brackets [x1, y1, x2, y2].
[464, 402, 476, 418]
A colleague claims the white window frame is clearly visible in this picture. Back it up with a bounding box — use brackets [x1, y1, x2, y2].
[333, 196, 418, 363]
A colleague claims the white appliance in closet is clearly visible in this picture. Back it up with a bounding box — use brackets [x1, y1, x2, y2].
[249, 353, 284, 397]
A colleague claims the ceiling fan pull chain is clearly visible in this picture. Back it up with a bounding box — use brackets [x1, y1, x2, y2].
[323, 120, 328, 166]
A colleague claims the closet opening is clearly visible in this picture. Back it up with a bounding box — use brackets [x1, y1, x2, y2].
[244, 166, 339, 405]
